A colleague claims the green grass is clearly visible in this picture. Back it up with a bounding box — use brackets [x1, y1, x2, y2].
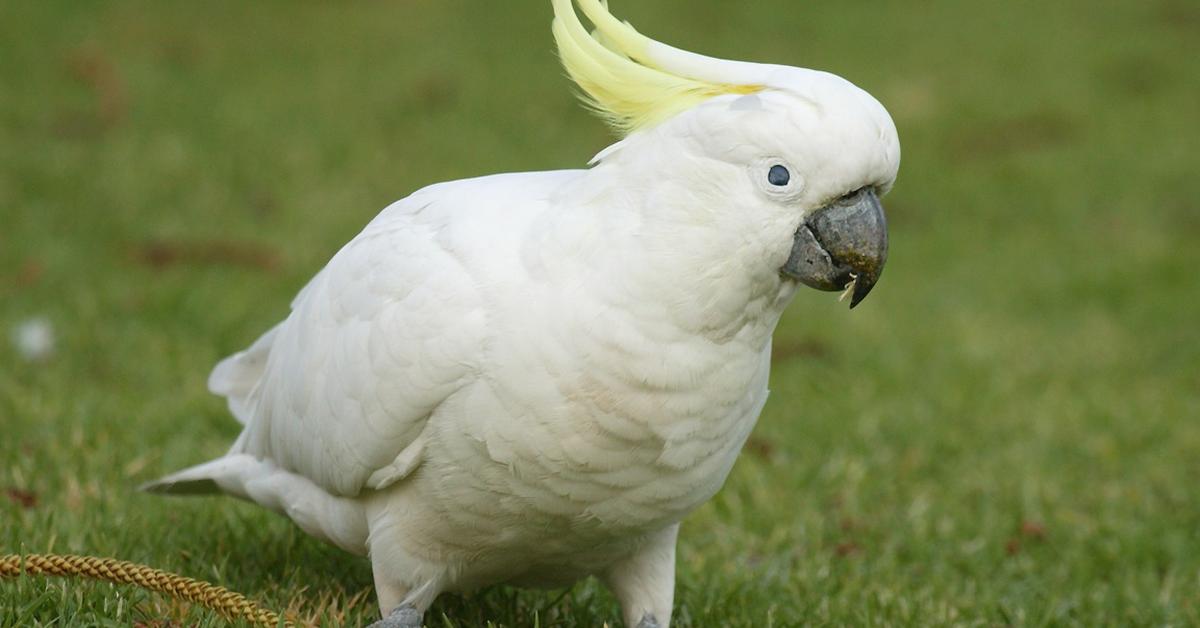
[3, 0, 1199, 625]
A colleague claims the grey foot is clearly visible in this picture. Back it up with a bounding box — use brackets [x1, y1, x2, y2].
[636, 613, 661, 628]
[367, 603, 423, 628]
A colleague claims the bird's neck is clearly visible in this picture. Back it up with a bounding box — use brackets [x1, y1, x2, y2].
[617, 234, 797, 345]
[546, 177, 797, 346]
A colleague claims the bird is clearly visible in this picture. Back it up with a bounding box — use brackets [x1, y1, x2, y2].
[145, 1, 899, 626]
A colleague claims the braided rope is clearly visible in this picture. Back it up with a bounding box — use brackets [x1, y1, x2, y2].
[0, 553, 290, 627]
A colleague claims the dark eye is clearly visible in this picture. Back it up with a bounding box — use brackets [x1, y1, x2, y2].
[767, 164, 790, 187]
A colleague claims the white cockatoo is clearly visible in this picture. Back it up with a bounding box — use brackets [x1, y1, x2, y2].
[147, 1, 899, 626]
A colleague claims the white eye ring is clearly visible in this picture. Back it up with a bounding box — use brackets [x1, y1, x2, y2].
[753, 158, 802, 197]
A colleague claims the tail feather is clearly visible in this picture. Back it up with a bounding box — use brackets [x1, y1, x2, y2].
[140, 455, 260, 496]
[208, 323, 281, 424]
[143, 454, 369, 556]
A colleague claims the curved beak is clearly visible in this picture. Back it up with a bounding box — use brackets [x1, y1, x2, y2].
[781, 187, 888, 308]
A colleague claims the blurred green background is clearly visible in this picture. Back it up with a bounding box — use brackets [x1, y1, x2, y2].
[2, 0, 1198, 625]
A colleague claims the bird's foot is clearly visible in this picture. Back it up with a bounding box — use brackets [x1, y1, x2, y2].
[366, 603, 423, 628]
[635, 613, 661, 628]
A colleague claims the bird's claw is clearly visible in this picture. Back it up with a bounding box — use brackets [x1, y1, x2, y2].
[635, 613, 661, 628]
[366, 603, 423, 628]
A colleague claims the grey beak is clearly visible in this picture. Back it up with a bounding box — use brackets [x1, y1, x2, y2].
[781, 187, 888, 308]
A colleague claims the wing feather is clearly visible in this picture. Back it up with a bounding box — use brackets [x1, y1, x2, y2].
[224, 191, 488, 497]
[211, 170, 582, 498]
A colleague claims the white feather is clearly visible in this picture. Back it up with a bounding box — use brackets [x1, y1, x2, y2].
[150, 3, 901, 625]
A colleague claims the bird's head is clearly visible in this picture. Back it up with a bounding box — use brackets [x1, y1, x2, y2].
[553, 0, 899, 308]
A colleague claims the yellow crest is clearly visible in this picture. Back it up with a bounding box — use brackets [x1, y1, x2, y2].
[552, 0, 763, 135]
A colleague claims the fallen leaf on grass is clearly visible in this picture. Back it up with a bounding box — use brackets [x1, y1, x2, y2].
[54, 44, 128, 137]
[132, 239, 281, 271]
[15, 259, 45, 287]
[1020, 520, 1047, 540]
[742, 436, 776, 461]
[5, 488, 38, 509]
[409, 74, 458, 111]
[834, 541, 861, 557]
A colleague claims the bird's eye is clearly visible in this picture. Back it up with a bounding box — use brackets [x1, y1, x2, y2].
[767, 165, 790, 187]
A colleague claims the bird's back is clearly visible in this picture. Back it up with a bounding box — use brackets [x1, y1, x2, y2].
[190, 170, 588, 498]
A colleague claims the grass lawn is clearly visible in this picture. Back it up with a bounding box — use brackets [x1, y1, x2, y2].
[2, 0, 1198, 625]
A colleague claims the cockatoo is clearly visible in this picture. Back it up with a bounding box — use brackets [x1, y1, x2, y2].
[146, 1, 899, 626]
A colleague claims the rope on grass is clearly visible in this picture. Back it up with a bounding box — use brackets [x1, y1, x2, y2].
[0, 553, 290, 627]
